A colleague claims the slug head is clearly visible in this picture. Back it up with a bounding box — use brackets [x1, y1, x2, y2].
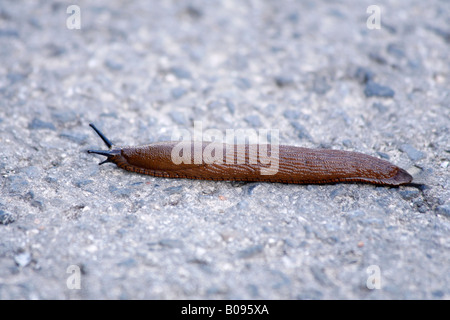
[87, 149, 122, 165]
[87, 123, 122, 165]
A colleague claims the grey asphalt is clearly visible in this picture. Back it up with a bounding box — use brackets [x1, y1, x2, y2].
[0, 0, 449, 300]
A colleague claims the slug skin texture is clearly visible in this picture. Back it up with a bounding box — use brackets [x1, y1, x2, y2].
[87, 124, 412, 186]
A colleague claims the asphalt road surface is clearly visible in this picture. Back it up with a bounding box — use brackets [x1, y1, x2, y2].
[0, 0, 449, 299]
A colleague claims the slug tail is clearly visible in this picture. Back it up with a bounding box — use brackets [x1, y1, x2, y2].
[384, 167, 413, 186]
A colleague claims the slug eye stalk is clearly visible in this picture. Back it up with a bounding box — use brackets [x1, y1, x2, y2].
[87, 149, 121, 165]
[87, 123, 120, 165]
[88, 123, 113, 149]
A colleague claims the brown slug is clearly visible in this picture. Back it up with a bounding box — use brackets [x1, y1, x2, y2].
[87, 123, 413, 186]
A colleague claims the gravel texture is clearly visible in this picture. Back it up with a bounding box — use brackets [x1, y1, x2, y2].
[0, 0, 449, 300]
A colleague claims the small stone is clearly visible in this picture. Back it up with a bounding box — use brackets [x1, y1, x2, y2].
[51, 110, 78, 124]
[264, 103, 276, 115]
[274, 75, 294, 87]
[376, 196, 391, 208]
[312, 76, 331, 95]
[432, 290, 444, 298]
[207, 100, 221, 110]
[0, 10, 11, 20]
[170, 67, 192, 79]
[270, 46, 283, 53]
[345, 210, 366, 220]
[74, 179, 94, 188]
[28, 118, 56, 130]
[169, 111, 188, 125]
[113, 202, 125, 212]
[244, 115, 262, 127]
[21, 166, 41, 179]
[286, 12, 299, 23]
[7, 175, 29, 195]
[398, 189, 420, 200]
[290, 121, 311, 140]
[163, 185, 183, 195]
[117, 258, 137, 267]
[46, 43, 66, 57]
[171, 87, 187, 99]
[247, 284, 259, 297]
[14, 252, 31, 267]
[108, 185, 132, 198]
[436, 205, 450, 218]
[0, 210, 15, 225]
[104, 59, 123, 71]
[360, 217, 384, 227]
[159, 239, 183, 248]
[310, 266, 333, 286]
[45, 175, 58, 184]
[415, 200, 428, 213]
[100, 112, 118, 119]
[282, 109, 302, 120]
[296, 289, 323, 300]
[372, 102, 388, 113]
[31, 199, 45, 210]
[291, 31, 301, 39]
[376, 151, 390, 159]
[383, 23, 397, 34]
[364, 81, 395, 98]
[236, 200, 249, 210]
[237, 244, 264, 259]
[168, 193, 182, 206]
[354, 67, 375, 84]
[7, 72, 27, 84]
[400, 144, 425, 161]
[342, 139, 352, 148]
[229, 54, 249, 70]
[60, 131, 89, 144]
[0, 29, 19, 38]
[270, 270, 291, 289]
[329, 186, 345, 200]
[368, 52, 387, 65]
[225, 99, 235, 114]
[387, 43, 405, 59]
[184, 5, 203, 19]
[234, 77, 251, 90]
[246, 184, 258, 195]
[426, 26, 450, 44]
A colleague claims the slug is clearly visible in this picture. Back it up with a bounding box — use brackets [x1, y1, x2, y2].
[87, 123, 413, 186]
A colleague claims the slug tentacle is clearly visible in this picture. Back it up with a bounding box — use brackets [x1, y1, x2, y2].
[87, 149, 121, 165]
[89, 123, 113, 149]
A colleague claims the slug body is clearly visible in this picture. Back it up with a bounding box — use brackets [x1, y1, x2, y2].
[87, 124, 412, 186]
